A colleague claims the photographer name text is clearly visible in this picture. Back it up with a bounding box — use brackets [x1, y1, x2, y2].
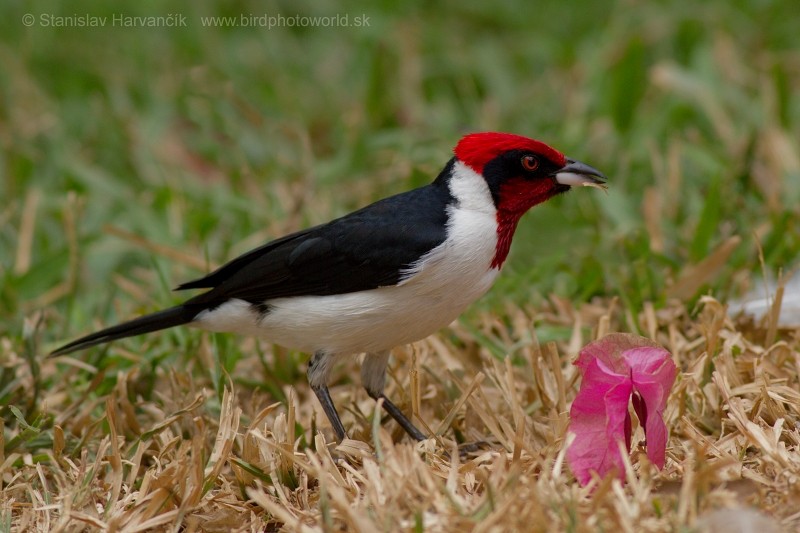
[29, 13, 187, 28]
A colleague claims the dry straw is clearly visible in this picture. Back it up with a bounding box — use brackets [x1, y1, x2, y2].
[2, 292, 799, 531]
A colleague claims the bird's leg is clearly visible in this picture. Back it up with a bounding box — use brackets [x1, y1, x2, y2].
[308, 350, 347, 441]
[311, 383, 347, 442]
[362, 351, 428, 442]
[375, 394, 428, 442]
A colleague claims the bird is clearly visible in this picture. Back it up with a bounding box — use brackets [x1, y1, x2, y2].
[52, 132, 607, 443]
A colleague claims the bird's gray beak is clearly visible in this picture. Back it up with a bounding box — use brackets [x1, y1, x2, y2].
[553, 158, 608, 191]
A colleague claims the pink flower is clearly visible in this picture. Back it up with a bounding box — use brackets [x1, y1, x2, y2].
[566, 333, 677, 486]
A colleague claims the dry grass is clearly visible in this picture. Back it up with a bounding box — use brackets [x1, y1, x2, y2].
[2, 293, 799, 532]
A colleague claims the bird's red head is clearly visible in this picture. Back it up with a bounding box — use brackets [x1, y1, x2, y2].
[454, 132, 606, 268]
[455, 132, 567, 175]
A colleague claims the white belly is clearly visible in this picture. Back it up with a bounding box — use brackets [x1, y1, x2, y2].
[195, 211, 500, 354]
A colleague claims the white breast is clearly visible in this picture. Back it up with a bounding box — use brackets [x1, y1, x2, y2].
[194, 161, 501, 355]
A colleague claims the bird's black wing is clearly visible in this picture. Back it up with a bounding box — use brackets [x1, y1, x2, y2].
[180, 179, 454, 307]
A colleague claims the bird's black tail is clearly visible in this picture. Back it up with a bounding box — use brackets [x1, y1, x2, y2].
[51, 305, 199, 356]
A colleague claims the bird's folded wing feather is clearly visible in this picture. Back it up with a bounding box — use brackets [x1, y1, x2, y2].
[178, 185, 451, 306]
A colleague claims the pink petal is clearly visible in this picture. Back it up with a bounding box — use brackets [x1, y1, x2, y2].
[569, 334, 679, 485]
[575, 333, 662, 376]
[623, 347, 677, 469]
[567, 357, 633, 485]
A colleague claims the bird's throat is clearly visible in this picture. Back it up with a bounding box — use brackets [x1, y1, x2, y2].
[491, 210, 526, 269]
[490, 178, 560, 269]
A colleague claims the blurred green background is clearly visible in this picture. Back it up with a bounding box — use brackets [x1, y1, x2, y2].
[1, 0, 799, 346]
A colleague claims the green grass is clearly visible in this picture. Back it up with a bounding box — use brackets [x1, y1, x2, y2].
[1, 0, 800, 528]
[4, 1, 799, 324]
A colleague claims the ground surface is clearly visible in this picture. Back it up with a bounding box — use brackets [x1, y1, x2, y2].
[2, 0, 800, 531]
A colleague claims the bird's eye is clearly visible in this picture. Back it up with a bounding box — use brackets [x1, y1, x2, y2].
[521, 155, 539, 172]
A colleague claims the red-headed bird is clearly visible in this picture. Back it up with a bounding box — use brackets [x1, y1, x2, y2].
[53, 132, 606, 442]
